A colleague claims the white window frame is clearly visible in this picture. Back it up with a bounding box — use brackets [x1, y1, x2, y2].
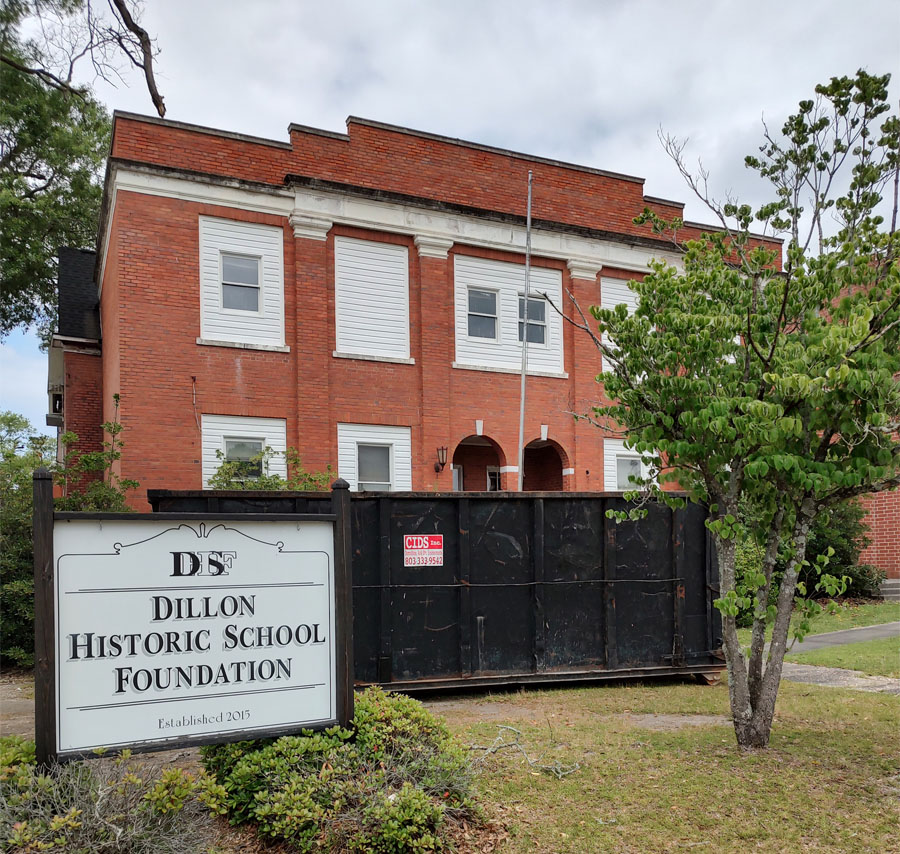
[486, 466, 501, 491]
[451, 465, 463, 491]
[615, 454, 644, 491]
[603, 438, 654, 492]
[334, 236, 410, 361]
[337, 423, 412, 492]
[198, 217, 285, 350]
[223, 435, 265, 480]
[466, 286, 500, 343]
[220, 252, 262, 316]
[454, 255, 564, 376]
[356, 442, 393, 492]
[201, 415, 287, 488]
[517, 294, 547, 346]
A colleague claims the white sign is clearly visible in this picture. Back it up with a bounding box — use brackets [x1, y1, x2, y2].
[403, 534, 443, 567]
[54, 518, 336, 755]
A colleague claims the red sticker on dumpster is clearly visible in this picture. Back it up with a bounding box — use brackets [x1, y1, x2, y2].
[403, 534, 443, 567]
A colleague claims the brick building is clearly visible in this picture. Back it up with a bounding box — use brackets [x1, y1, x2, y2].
[47, 111, 898, 589]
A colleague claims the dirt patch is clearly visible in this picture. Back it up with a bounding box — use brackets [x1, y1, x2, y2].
[620, 713, 731, 731]
[1, 670, 35, 739]
[424, 698, 538, 719]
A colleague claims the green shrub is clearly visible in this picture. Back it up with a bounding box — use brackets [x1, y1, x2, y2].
[351, 782, 445, 853]
[0, 739, 223, 853]
[201, 687, 480, 853]
[207, 445, 332, 491]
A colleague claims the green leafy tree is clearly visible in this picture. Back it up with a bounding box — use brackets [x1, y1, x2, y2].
[580, 70, 899, 749]
[0, 404, 137, 666]
[0, 413, 53, 666]
[1, 0, 163, 337]
[0, 57, 109, 335]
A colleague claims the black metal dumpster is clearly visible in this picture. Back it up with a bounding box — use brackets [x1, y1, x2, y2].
[148, 490, 723, 691]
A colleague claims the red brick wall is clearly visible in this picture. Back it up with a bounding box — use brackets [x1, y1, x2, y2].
[99, 188, 610, 507]
[860, 491, 900, 580]
[523, 445, 565, 491]
[62, 350, 103, 489]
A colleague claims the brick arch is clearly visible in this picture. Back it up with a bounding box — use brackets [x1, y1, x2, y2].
[522, 437, 569, 492]
[451, 434, 507, 491]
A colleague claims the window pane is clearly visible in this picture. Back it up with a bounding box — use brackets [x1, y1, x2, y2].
[527, 299, 545, 322]
[225, 438, 263, 479]
[358, 444, 390, 485]
[359, 481, 391, 491]
[222, 254, 259, 285]
[468, 314, 496, 338]
[518, 321, 545, 344]
[487, 469, 501, 491]
[616, 457, 642, 490]
[518, 296, 545, 320]
[223, 283, 260, 311]
[468, 289, 496, 315]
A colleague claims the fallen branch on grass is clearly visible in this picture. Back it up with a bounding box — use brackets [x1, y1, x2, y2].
[469, 725, 581, 780]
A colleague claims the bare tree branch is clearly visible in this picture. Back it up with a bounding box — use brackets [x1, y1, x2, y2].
[108, 0, 165, 117]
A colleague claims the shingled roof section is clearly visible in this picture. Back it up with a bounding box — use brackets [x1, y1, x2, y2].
[57, 247, 100, 341]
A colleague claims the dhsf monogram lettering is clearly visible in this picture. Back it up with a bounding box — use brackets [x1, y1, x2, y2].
[170, 550, 236, 577]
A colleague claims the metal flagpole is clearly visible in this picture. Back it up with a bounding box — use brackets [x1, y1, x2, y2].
[516, 171, 533, 492]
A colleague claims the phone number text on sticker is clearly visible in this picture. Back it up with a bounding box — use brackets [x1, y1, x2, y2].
[405, 555, 444, 566]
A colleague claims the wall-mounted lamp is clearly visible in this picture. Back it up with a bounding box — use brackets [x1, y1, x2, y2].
[434, 446, 448, 472]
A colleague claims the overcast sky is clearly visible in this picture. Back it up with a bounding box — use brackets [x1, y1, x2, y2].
[3, 0, 898, 436]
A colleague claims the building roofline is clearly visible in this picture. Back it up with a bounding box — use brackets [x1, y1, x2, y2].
[682, 219, 783, 244]
[287, 121, 350, 141]
[341, 116, 647, 186]
[111, 111, 293, 150]
[643, 194, 683, 208]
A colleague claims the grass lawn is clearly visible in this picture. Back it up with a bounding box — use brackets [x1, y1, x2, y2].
[786, 635, 900, 677]
[737, 599, 900, 647]
[433, 679, 900, 853]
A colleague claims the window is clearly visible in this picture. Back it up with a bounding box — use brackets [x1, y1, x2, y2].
[603, 438, 651, 492]
[601, 277, 638, 373]
[224, 437, 264, 479]
[451, 466, 463, 491]
[486, 466, 501, 491]
[518, 296, 546, 344]
[335, 237, 410, 360]
[221, 253, 260, 312]
[454, 256, 564, 375]
[616, 456, 642, 490]
[201, 415, 287, 487]
[337, 424, 412, 491]
[199, 217, 285, 349]
[467, 288, 497, 340]
[357, 444, 391, 491]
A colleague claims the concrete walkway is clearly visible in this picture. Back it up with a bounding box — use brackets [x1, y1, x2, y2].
[779, 621, 900, 694]
[781, 662, 900, 694]
[787, 621, 899, 652]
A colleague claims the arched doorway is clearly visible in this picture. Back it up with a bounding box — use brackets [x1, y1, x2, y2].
[522, 439, 567, 491]
[451, 435, 506, 491]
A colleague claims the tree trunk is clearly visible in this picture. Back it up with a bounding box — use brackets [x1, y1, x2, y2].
[728, 508, 814, 750]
